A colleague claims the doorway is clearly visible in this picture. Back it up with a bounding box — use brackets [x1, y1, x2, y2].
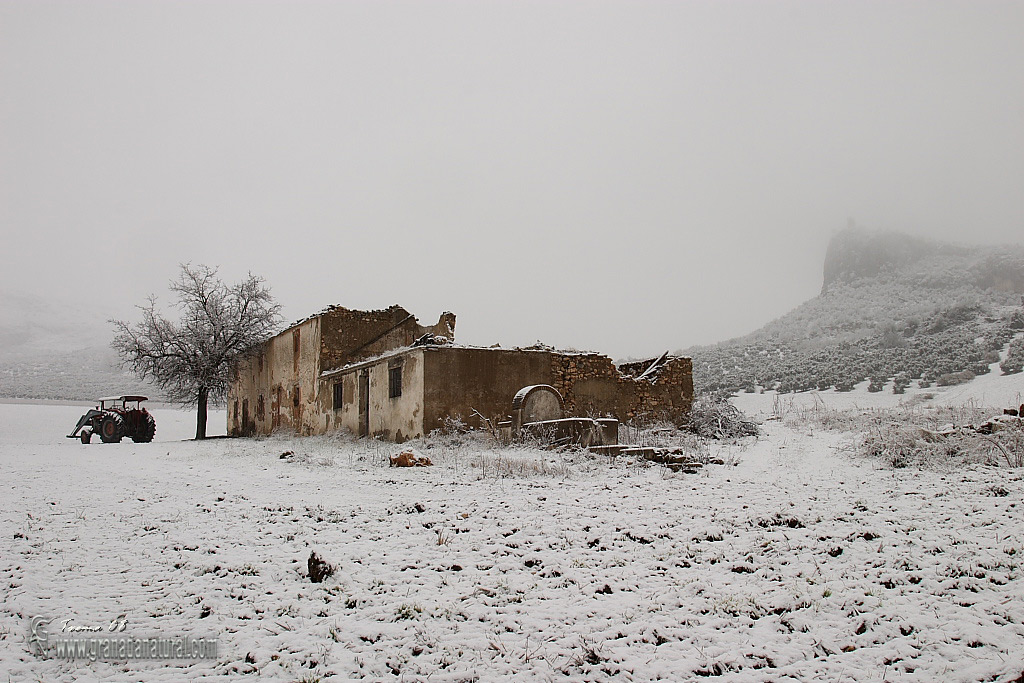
[358, 370, 370, 437]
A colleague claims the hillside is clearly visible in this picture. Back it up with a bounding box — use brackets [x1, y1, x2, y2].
[686, 228, 1024, 395]
[0, 289, 160, 401]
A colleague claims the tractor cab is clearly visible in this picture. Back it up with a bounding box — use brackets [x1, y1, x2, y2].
[97, 395, 149, 411]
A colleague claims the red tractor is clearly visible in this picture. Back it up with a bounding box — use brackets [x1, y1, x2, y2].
[67, 395, 156, 444]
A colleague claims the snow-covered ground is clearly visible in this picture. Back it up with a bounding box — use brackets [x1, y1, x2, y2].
[0, 400, 226, 446]
[732, 357, 1024, 421]
[2, 402, 1023, 682]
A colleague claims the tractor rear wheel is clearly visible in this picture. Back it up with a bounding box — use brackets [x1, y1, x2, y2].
[132, 413, 156, 443]
[99, 413, 125, 443]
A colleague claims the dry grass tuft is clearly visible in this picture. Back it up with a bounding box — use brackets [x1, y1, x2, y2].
[784, 401, 1024, 468]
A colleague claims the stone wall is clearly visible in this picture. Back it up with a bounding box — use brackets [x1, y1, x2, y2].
[319, 306, 455, 373]
[549, 353, 693, 424]
[228, 316, 322, 436]
[420, 347, 694, 435]
[421, 347, 554, 433]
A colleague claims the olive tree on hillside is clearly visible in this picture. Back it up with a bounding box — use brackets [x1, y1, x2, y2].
[112, 264, 281, 439]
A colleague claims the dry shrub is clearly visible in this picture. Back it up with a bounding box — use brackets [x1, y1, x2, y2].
[859, 422, 1024, 469]
[783, 400, 868, 433]
[787, 401, 1023, 468]
[620, 420, 699, 448]
[618, 420, 715, 464]
[785, 401, 990, 434]
[472, 450, 573, 479]
[860, 424, 987, 469]
[413, 419, 574, 478]
[981, 422, 1024, 468]
[688, 395, 760, 439]
[419, 415, 493, 460]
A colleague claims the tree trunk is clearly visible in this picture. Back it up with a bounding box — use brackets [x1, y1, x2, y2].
[196, 387, 209, 440]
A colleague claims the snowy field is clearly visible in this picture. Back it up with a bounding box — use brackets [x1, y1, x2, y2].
[0, 399, 227, 445]
[2, 402, 1024, 682]
[732, 357, 1024, 421]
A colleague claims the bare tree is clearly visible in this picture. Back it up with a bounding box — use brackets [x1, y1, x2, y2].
[112, 264, 282, 439]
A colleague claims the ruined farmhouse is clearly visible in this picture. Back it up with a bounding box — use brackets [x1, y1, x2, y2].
[227, 305, 693, 441]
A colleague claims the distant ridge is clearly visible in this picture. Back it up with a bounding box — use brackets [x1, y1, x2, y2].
[686, 228, 1024, 395]
[0, 288, 160, 401]
[821, 229, 942, 294]
[822, 228, 1024, 295]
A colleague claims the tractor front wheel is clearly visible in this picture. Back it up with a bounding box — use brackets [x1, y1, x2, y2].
[80, 429, 92, 444]
[99, 413, 125, 443]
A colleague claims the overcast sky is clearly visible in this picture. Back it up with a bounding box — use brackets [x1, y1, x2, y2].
[2, 0, 1022, 359]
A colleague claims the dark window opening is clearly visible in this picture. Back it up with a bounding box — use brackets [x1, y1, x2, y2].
[293, 386, 300, 407]
[333, 382, 344, 410]
[388, 366, 403, 399]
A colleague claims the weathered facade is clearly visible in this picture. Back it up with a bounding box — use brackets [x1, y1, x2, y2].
[227, 305, 455, 436]
[228, 305, 693, 441]
[320, 346, 693, 442]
